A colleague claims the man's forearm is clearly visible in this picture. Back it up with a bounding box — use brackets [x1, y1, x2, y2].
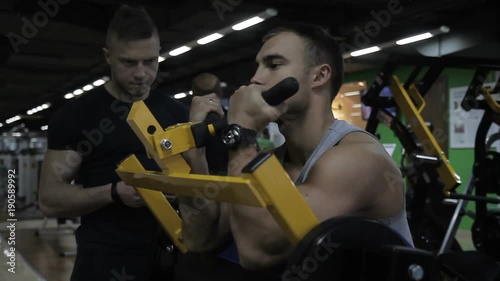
[39, 183, 112, 218]
[227, 145, 292, 267]
[179, 196, 225, 251]
[179, 148, 228, 251]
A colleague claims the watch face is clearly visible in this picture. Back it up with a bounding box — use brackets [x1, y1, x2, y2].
[222, 125, 241, 146]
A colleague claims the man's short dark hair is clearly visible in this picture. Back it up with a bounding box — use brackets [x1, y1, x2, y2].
[106, 5, 158, 47]
[192, 73, 224, 98]
[263, 23, 344, 101]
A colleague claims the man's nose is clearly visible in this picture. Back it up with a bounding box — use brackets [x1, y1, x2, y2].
[134, 63, 146, 78]
[250, 70, 264, 85]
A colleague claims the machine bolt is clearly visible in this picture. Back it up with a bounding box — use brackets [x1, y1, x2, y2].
[408, 264, 424, 281]
[161, 139, 173, 150]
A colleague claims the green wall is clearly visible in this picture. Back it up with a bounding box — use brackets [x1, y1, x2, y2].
[344, 66, 497, 230]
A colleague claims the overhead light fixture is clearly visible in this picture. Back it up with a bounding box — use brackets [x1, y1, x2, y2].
[41, 125, 48, 131]
[396, 32, 433, 45]
[65, 93, 74, 99]
[188, 91, 193, 95]
[25, 103, 51, 116]
[74, 89, 84, 95]
[197, 33, 224, 45]
[169, 46, 191, 57]
[174, 93, 187, 99]
[350, 46, 381, 57]
[158, 9, 278, 62]
[344, 25, 450, 59]
[6, 116, 21, 124]
[232, 16, 264, 31]
[83, 84, 94, 91]
[93, 79, 106, 87]
[0, 123, 3, 127]
[344, 91, 360, 97]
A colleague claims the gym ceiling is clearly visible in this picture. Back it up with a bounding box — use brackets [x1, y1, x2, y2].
[0, 0, 498, 133]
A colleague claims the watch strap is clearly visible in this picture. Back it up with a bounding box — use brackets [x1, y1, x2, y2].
[111, 182, 124, 205]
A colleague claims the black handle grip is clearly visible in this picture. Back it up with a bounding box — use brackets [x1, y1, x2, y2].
[262, 77, 299, 106]
[191, 77, 300, 148]
[204, 77, 298, 121]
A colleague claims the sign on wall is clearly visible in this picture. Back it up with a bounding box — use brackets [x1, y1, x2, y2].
[449, 84, 500, 151]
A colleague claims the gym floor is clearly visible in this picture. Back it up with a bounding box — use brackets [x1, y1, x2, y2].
[0, 215, 476, 281]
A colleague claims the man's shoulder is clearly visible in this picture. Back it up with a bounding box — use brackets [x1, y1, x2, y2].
[311, 135, 395, 184]
[147, 89, 190, 122]
[53, 87, 108, 117]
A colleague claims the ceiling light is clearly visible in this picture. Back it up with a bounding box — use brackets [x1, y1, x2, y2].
[350, 46, 381, 57]
[93, 79, 105, 86]
[41, 103, 50, 109]
[344, 91, 360, 97]
[344, 26, 450, 59]
[158, 9, 277, 62]
[36, 106, 43, 111]
[27, 110, 33, 115]
[232, 16, 264, 31]
[169, 46, 191, 57]
[197, 33, 224, 45]
[6, 116, 21, 124]
[83, 84, 94, 91]
[73, 89, 84, 95]
[396, 32, 433, 45]
[41, 125, 48, 131]
[174, 93, 187, 99]
[65, 93, 74, 99]
[188, 91, 193, 95]
[0, 123, 3, 127]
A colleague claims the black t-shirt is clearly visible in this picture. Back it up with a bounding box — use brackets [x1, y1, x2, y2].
[47, 87, 190, 250]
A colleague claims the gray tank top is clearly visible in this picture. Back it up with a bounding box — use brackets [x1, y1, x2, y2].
[289, 120, 414, 247]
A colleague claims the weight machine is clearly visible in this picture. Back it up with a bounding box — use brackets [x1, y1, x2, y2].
[109, 76, 500, 280]
[362, 60, 500, 280]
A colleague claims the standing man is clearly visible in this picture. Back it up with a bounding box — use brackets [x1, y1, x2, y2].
[39, 5, 187, 280]
[180, 22, 414, 275]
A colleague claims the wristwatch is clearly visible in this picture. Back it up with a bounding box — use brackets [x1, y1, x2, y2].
[221, 124, 258, 150]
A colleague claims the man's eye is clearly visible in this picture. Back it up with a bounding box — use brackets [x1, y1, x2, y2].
[270, 63, 282, 70]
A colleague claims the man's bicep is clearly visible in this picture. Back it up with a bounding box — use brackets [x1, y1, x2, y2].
[296, 147, 375, 222]
[40, 149, 82, 187]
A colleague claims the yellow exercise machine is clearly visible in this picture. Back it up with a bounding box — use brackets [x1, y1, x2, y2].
[115, 76, 461, 280]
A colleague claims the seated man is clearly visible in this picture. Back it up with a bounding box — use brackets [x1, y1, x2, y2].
[180, 23, 414, 273]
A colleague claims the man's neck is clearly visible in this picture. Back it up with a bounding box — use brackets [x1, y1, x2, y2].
[104, 81, 134, 103]
[282, 100, 335, 167]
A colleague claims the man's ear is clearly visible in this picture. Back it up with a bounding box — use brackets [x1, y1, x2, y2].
[103, 47, 111, 65]
[311, 64, 332, 90]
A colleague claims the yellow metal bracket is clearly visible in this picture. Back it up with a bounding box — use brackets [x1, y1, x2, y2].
[390, 76, 461, 193]
[481, 87, 500, 113]
[116, 101, 319, 253]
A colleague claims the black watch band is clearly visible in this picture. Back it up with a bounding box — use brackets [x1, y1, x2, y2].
[111, 182, 124, 205]
[221, 124, 258, 150]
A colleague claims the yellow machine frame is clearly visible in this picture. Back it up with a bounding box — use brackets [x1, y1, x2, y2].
[116, 101, 318, 253]
[389, 76, 461, 193]
[116, 75, 463, 254]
